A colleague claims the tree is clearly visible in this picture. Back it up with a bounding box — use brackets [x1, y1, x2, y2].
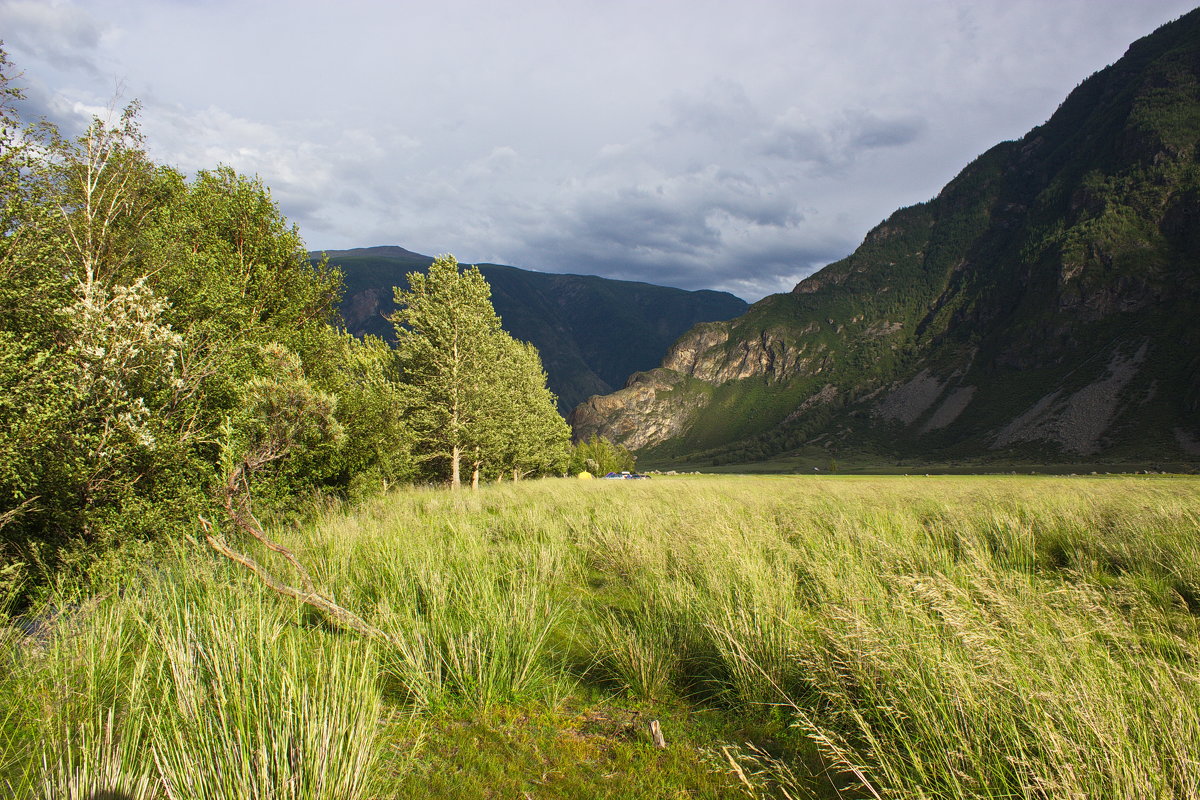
[0, 61, 365, 568]
[392, 256, 500, 487]
[298, 329, 416, 495]
[486, 337, 571, 482]
[391, 255, 569, 488]
[47, 102, 157, 291]
[0, 51, 416, 587]
[568, 434, 636, 476]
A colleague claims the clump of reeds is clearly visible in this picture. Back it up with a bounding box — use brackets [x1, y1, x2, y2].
[2, 551, 381, 799]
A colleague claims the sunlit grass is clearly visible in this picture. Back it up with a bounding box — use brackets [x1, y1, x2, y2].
[2, 552, 380, 799]
[2, 474, 1198, 797]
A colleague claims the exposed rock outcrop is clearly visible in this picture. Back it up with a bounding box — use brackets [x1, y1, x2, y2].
[992, 343, 1148, 455]
[873, 370, 945, 426]
[921, 387, 977, 433]
[568, 370, 706, 451]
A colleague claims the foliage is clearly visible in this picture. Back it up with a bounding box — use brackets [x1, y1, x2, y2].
[299, 331, 417, 495]
[392, 255, 569, 487]
[568, 433, 636, 475]
[486, 336, 572, 480]
[0, 87, 361, 567]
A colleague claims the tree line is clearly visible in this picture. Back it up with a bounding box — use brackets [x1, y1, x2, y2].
[0, 52, 601, 587]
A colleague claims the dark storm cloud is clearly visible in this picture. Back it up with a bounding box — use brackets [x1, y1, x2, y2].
[846, 111, 926, 150]
[516, 160, 848, 298]
[758, 110, 927, 172]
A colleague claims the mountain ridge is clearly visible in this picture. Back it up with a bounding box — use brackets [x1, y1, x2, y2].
[317, 247, 749, 411]
[570, 9, 1200, 466]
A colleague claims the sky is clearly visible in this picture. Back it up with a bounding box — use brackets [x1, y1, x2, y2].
[1, 0, 1196, 301]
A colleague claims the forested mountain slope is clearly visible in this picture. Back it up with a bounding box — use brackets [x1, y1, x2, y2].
[319, 246, 748, 410]
[571, 9, 1200, 466]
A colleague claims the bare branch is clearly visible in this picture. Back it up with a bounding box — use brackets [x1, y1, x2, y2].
[0, 495, 38, 532]
[198, 485, 394, 645]
[199, 516, 387, 641]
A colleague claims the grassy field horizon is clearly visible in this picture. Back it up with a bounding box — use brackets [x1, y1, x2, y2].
[3, 474, 1199, 798]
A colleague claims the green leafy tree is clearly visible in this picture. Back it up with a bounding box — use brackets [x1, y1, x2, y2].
[297, 330, 416, 496]
[392, 256, 502, 488]
[0, 51, 421, 589]
[46, 102, 158, 290]
[0, 56, 386, 573]
[478, 337, 571, 483]
[392, 255, 568, 487]
[0, 49, 72, 544]
[568, 434, 636, 476]
[227, 343, 346, 479]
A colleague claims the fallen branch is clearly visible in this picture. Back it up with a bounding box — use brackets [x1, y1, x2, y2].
[198, 461, 395, 645]
[222, 463, 317, 596]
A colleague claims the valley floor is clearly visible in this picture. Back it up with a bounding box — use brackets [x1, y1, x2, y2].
[3, 475, 1200, 798]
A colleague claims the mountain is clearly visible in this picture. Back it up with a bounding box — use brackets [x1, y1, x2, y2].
[571, 9, 1200, 467]
[318, 246, 748, 411]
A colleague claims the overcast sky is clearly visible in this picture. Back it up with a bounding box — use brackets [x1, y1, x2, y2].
[2, 0, 1195, 300]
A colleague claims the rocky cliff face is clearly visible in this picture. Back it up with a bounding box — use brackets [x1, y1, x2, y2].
[571, 9, 1200, 466]
[569, 370, 709, 451]
[659, 322, 823, 383]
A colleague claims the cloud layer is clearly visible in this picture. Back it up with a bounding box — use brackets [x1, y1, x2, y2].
[2, 0, 1195, 300]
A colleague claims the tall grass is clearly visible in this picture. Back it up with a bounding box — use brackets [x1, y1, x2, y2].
[2, 475, 1198, 797]
[147, 580, 379, 800]
[377, 569, 562, 710]
[1, 550, 380, 799]
[294, 475, 1200, 795]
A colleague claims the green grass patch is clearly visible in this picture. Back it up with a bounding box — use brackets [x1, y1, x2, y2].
[3, 475, 1199, 797]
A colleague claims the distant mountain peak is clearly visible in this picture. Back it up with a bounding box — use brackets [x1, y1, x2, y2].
[571, 9, 1200, 468]
[318, 245, 432, 260]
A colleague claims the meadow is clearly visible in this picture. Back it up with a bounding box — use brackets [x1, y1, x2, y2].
[2, 474, 1199, 798]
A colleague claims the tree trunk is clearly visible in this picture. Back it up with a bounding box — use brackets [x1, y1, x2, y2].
[471, 462, 481, 490]
[451, 444, 461, 489]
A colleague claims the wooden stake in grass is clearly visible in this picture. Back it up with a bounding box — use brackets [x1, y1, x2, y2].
[649, 719, 666, 749]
